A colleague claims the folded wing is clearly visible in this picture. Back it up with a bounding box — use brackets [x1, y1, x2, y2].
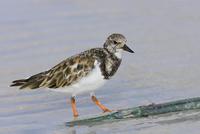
[10, 53, 96, 89]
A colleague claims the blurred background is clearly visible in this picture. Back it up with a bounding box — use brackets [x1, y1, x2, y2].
[0, 0, 200, 134]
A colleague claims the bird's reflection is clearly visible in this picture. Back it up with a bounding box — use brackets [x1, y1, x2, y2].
[67, 127, 96, 134]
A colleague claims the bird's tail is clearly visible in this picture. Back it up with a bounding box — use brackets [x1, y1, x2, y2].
[10, 71, 48, 89]
[10, 79, 28, 87]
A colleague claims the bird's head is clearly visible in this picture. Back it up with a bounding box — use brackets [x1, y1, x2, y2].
[103, 33, 134, 58]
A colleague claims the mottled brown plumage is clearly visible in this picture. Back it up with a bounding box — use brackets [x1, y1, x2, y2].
[11, 50, 93, 89]
[11, 34, 134, 91]
[10, 33, 134, 117]
[10, 48, 122, 89]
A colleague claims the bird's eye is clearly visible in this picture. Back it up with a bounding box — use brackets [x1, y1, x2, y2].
[113, 41, 117, 44]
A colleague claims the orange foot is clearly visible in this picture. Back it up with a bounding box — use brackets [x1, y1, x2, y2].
[70, 97, 79, 118]
[91, 95, 111, 113]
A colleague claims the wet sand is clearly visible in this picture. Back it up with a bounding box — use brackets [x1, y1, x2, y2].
[0, 0, 200, 134]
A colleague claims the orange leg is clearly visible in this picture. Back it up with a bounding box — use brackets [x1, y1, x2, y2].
[91, 95, 111, 112]
[71, 97, 79, 118]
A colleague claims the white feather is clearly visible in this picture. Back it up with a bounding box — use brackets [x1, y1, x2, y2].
[49, 60, 106, 96]
[115, 49, 122, 59]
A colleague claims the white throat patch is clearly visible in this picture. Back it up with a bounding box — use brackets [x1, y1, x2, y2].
[114, 49, 122, 59]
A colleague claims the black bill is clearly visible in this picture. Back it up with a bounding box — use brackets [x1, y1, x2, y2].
[122, 44, 134, 53]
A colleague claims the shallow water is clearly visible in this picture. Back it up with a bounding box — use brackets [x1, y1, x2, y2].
[1, 0, 200, 134]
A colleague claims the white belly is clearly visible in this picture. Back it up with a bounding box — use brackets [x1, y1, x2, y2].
[49, 62, 106, 95]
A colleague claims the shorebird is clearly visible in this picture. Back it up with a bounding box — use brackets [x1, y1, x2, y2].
[10, 33, 134, 118]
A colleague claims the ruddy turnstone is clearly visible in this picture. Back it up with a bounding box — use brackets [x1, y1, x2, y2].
[10, 33, 134, 117]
